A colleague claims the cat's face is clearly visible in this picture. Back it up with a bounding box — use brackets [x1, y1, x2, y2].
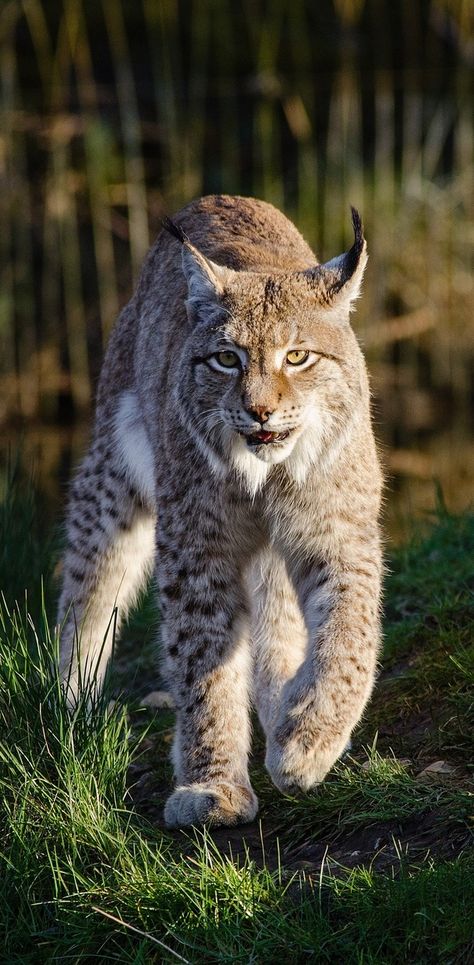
[171, 211, 368, 488]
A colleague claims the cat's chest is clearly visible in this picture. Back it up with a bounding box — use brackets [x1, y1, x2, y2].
[263, 471, 343, 555]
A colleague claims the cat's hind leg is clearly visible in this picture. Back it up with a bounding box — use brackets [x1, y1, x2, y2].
[250, 550, 308, 738]
[57, 432, 156, 704]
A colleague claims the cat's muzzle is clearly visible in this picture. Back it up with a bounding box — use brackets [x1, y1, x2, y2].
[244, 429, 292, 446]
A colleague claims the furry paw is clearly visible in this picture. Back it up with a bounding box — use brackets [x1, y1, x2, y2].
[164, 782, 258, 829]
[265, 729, 350, 794]
[140, 690, 175, 710]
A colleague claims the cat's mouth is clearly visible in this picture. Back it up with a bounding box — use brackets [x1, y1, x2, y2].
[244, 429, 292, 446]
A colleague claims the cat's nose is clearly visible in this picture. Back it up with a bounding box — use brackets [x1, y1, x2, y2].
[246, 404, 274, 423]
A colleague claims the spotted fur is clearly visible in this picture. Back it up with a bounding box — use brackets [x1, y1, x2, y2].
[58, 194, 383, 828]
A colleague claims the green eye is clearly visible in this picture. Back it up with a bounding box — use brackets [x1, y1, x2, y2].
[216, 350, 240, 368]
[286, 350, 309, 366]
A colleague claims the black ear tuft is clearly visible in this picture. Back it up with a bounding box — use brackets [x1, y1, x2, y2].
[343, 207, 365, 278]
[162, 217, 190, 246]
[350, 206, 364, 256]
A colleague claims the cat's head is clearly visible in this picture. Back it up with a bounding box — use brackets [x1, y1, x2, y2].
[165, 211, 368, 492]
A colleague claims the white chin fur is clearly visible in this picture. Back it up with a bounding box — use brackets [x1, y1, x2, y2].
[229, 435, 270, 496]
[228, 432, 301, 497]
[248, 436, 299, 465]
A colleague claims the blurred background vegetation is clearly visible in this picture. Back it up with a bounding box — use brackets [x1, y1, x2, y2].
[0, 0, 472, 539]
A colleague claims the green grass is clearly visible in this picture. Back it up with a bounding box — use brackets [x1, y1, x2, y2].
[0, 473, 473, 962]
[365, 502, 474, 765]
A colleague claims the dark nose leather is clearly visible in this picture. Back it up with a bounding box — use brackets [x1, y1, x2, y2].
[247, 405, 273, 423]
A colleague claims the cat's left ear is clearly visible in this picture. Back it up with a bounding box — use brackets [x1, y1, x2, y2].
[162, 217, 233, 308]
[301, 208, 368, 319]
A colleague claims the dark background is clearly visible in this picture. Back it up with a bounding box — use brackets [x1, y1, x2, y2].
[0, 0, 472, 538]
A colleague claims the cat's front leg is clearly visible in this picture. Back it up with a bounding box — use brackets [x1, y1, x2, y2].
[156, 512, 258, 829]
[265, 556, 381, 793]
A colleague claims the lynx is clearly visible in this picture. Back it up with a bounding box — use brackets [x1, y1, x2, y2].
[58, 194, 382, 829]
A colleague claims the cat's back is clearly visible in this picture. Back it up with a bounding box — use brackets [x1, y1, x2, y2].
[162, 194, 317, 272]
[134, 194, 318, 322]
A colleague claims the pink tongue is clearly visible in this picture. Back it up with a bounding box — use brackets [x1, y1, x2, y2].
[256, 430, 274, 442]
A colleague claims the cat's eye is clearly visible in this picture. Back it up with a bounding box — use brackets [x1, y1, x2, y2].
[215, 350, 240, 368]
[206, 349, 243, 374]
[286, 350, 310, 366]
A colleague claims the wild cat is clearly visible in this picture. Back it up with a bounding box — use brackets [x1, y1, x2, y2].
[57, 194, 382, 829]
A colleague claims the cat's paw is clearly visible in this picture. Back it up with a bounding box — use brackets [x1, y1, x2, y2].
[265, 729, 350, 794]
[163, 782, 258, 829]
[140, 690, 175, 710]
